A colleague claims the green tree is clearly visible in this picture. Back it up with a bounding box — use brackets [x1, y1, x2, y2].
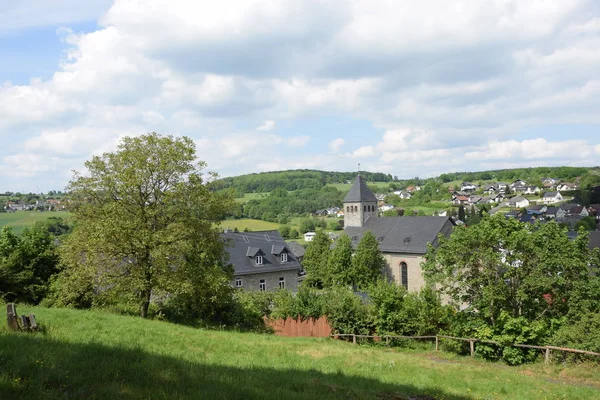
[351, 231, 385, 289]
[299, 219, 316, 234]
[328, 234, 353, 287]
[0, 225, 59, 304]
[423, 215, 594, 325]
[458, 205, 465, 222]
[575, 216, 597, 231]
[302, 231, 331, 288]
[278, 225, 291, 239]
[59, 133, 234, 318]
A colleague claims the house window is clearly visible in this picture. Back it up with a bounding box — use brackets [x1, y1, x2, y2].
[235, 278, 242, 288]
[400, 262, 408, 289]
[259, 279, 266, 291]
[281, 253, 288, 263]
[279, 277, 285, 289]
[255, 255, 263, 265]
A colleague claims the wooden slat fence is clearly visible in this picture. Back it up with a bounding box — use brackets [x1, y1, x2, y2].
[265, 317, 331, 337]
[331, 333, 600, 364]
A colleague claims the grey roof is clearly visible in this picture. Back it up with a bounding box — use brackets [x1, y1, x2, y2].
[344, 175, 378, 203]
[543, 192, 560, 197]
[286, 241, 306, 258]
[344, 216, 455, 254]
[222, 230, 302, 276]
[545, 206, 559, 215]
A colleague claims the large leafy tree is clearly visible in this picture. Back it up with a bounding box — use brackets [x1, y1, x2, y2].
[423, 214, 595, 326]
[302, 231, 331, 288]
[60, 133, 233, 318]
[351, 231, 385, 289]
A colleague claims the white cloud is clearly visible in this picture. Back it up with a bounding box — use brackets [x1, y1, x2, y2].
[1, 0, 600, 189]
[329, 138, 345, 152]
[257, 120, 276, 131]
[287, 135, 310, 148]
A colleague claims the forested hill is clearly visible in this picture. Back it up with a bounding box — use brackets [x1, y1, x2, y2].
[437, 166, 593, 184]
[213, 169, 394, 193]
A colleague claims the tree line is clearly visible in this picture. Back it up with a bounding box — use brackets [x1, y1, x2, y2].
[213, 170, 394, 194]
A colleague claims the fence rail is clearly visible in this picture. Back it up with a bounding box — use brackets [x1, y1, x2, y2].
[331, 333, 600, 363]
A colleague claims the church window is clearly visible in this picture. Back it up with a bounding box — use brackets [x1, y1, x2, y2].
[400, 262, 408, 289]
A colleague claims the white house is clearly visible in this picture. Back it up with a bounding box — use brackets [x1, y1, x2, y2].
[508, 196, 530, 208]
[379, 204, 395, 212]
[461, 182, 477, 191]
[303, 232, 317, 242]
[524, 186, 540, 195]
[542, 192, 563, 204]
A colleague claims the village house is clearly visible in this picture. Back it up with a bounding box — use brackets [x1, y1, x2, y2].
[460, 182, 477, 192]
[557, 183, 579, 192]
[541, 192, 563, 204]
[524, 186, 540, 195]
[303, 232, 317, 242]
[222, 230, 303, 292]
[508, 196, 530, 209]
[342, 175, 455, 291]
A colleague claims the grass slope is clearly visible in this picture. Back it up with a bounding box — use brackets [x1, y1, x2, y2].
[1, 306, 599, 400]
[219, 218, 280, 232]
[0, 211, 71, 234]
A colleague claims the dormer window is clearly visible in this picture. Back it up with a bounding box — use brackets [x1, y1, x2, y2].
[255, 255, 263, 265]
[281, 253, 288, 263]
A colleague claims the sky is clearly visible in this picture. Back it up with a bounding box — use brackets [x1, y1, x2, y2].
[1, 0, 600, 192]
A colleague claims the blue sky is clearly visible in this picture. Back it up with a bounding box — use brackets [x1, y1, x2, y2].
[1, 0, 600, 192]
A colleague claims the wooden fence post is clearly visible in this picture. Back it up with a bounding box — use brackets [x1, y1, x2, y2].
[353, 334, 357, 345]
[545, 347, 551, 364]
[469, 340, 475, 357]
[7, 303, 19, 331]
[435, 336, 439, 351]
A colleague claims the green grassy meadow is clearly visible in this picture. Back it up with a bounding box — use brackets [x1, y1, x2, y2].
[234, 192, 270, 203]
[0, 211, 72, 235]
[219, 218, 280, 232]
[1, 305, 599, 400]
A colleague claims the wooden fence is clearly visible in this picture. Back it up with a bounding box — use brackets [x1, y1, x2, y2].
[331, 333, 600, 364]
[265, 317, 331, 337]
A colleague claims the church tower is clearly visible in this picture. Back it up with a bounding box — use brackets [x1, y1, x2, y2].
[343, 175, 378, 228]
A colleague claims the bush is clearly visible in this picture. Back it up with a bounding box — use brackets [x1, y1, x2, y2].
[551, 313, 600, 362]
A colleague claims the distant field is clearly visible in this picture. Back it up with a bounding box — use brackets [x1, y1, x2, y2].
[219, 218, 280, 232]
[2, 305, 599, 399]
[0, 211, 72, 234]
[234, 192, 270, 203]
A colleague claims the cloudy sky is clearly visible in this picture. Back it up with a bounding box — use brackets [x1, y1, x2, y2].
[1, 0, 600, 192]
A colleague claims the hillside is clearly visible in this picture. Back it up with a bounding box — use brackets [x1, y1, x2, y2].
[1, 305, 599, 399]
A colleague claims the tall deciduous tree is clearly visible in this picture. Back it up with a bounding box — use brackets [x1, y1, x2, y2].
[423, 214, 594, 325]
[351, 231, 385, 289]
[302, 231, 331, 288]
[60, 133, 233, 318]
[328, 234, 353, 287]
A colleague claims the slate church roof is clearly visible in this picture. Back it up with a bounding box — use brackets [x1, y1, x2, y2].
[221, 230, 302, 276]
[344, 175, 378, 203]
[344, 216, 455, 255]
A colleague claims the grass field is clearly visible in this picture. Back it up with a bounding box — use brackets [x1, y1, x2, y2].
[1, 305, 599, 399]
[219, 218, 280, 232]
[0, 211, 72, 235]
[234, 192, 270, 204]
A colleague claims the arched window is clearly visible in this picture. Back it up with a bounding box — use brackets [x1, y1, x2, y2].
[364, 205, 367, 212]
[400, 262, 408, 289]
[346, 206, 350, 213]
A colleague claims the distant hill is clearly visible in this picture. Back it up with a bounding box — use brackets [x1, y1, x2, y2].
[213, 169, 394, 193]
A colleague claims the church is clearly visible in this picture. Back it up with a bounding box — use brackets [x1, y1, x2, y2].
[342, 175, 455, 291]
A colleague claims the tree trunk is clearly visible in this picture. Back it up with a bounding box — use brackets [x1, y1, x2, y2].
[140, 288, 151, 318]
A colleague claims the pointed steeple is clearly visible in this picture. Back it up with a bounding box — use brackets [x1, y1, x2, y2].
[344, 175, 378, 203]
